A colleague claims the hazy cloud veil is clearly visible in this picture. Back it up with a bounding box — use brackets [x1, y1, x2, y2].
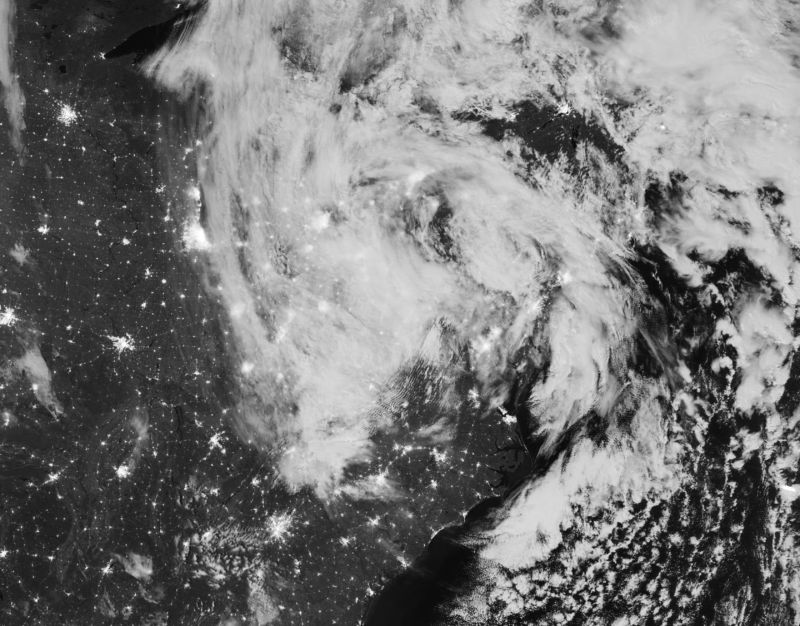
[0, 0, 24, 153]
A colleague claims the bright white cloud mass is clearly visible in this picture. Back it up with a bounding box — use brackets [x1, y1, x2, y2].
[142, 0, 800, 621]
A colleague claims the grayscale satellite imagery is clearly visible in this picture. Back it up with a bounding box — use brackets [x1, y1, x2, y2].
[1, 0, 800, 624]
